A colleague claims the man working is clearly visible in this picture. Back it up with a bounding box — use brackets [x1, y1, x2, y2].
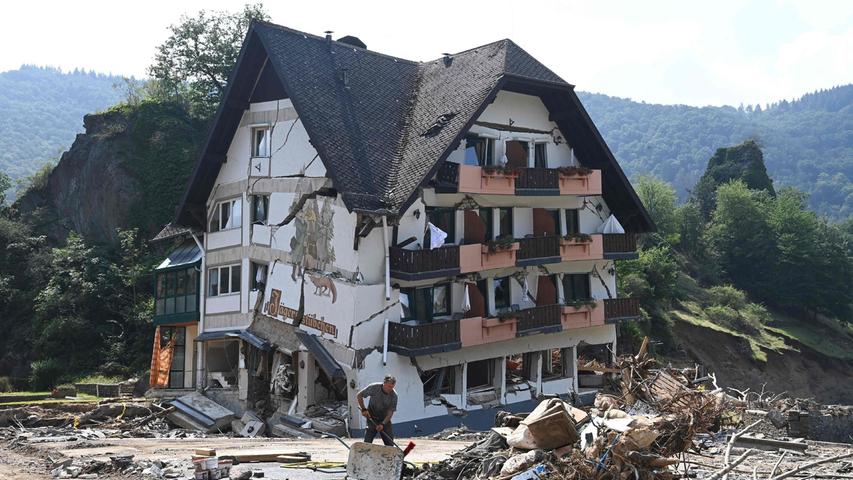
[356, 375, 398, 445]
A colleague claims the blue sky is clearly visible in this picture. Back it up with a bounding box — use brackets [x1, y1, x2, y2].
[1, 0, 850, 107]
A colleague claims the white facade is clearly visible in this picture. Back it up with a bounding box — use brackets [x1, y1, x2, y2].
[194, 90, 630, 433]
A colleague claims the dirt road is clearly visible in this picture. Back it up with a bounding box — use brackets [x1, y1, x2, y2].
[2, 435, 471, 479]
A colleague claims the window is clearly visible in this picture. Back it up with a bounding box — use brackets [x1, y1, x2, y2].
[480, 207, 513, 240]
[155, 267, 198, 316]
[494, 276, 511, 312]
[252, 126, 270, 157]
[565, 209, 580, 235]
[251, 195, 269, 225]
[464, 135, 495, 166]
[426, 208, 456, 244]
[504, 140, 529, 168]
[479, 208, 494, 240]
[563, 273, 590, 301]
[208, 264, 241, 297]
[433, 283, 451, 316]
[160, 327, 187, 389]
[251, 262, 268, 291]
[466, 359, 495, 388]
[209, 198, 242, 232]
[498, 208, 513, 238]
[401, 283, 452, 321]
[534, 143, 548, 168]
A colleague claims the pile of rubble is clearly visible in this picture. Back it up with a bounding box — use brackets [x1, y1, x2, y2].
[415, 338, 852, 480]
[49, 455, 191, 479]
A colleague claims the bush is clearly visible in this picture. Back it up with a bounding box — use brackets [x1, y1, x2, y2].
[707, 285, 748, 310]
[706, 305, 760, 334]
[743, 303, 772, 325]
[0, 376, 11, 392]
[620, 273, 651, 299]
[29, 359, 64, 390]
[53, 383, 77, 398]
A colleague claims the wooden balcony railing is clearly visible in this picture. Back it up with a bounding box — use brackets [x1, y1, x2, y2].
[515, 168, 559, 191]
[604, 297, 641, 321]
[389, 246, 460, 280]
[435, 161, 460, 189]
[603, 233, 638, 257]
[515, 304, 563, 335]
[516, 235, 562, 264]
[387, 319, 461, 356]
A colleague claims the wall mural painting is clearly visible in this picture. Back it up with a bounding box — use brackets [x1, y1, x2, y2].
[288, 179, 338, 304]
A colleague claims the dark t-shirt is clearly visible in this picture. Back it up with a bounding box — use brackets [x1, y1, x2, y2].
[358, 382, 398, 420]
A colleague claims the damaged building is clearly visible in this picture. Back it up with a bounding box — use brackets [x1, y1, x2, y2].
[149, 20, 653, 437]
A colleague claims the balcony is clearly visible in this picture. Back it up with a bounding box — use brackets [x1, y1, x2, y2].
[435, 163, 602, 197]
[459, 242, 520, 274]
[388, 298, 640, 356]
[560, 234, 604, 262]
[389, 246, 461, 281]
[516, 236, 562, 266]
[387, 319, 461, 356]
[603, 297, 641, 322]
[515, 304, 563, 336]
[602, 234, 639, 260]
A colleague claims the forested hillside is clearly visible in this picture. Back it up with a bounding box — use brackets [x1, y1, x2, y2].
[1, 69, 850, 220]
[0, 66, 124, 182]
[578, 86, 853, 220]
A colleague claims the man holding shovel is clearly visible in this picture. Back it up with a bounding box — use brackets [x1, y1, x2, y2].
[357, 375, 398, 446]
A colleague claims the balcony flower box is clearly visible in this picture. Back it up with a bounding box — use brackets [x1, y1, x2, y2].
[558, 167, 602, 195]
[481, 240, 519, 270]
[561, 299, 604, 330]
[457, 165, 517, 194]
[560, 233, 603, 261]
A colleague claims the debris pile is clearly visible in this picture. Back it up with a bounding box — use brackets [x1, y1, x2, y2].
[416, 338, 737, 479]
[49, 455, 191, 479]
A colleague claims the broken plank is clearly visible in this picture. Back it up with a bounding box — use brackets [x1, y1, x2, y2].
[219, 450, 311, 464]
[731, 435, 808, 452]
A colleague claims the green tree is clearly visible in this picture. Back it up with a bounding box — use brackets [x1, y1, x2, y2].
[634, 175, 679, 245]
[148, 3, 269, 118]
[0, 172, 10, 207]
[705, 181, 779, 302]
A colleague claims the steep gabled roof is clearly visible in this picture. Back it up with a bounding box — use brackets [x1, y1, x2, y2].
[175, 21, 653, 231]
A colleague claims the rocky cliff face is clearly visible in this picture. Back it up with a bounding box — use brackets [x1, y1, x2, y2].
[15, 102, 204, 245]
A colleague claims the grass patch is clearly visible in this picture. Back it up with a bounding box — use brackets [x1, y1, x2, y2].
[672, 302, 792, 363]
[765, 313, 853, 361]
[0, 391, 50, 397]
[0, 393, 100, 406]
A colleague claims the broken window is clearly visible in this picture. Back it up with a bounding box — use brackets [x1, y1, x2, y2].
[563, 273, 591, 301]
[250, 262, 268, 291]
[534, 142, 548, 168]
[205, 340, 239, 389]
[466, 359, 494, 389]
[505, 353, 534, 391]
[542, 349, 566, 380]
[208, 264, 241, 297]
[251, 195, 269, 225]
[209, 198, 242, 232]
[421, 367, 456, 399]
[252, 126, 271, 157]
[464, 135, 494, 166]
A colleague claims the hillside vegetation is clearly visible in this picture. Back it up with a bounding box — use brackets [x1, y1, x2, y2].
[0, 66, 124, 183]
[579, 86, 853, 220]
